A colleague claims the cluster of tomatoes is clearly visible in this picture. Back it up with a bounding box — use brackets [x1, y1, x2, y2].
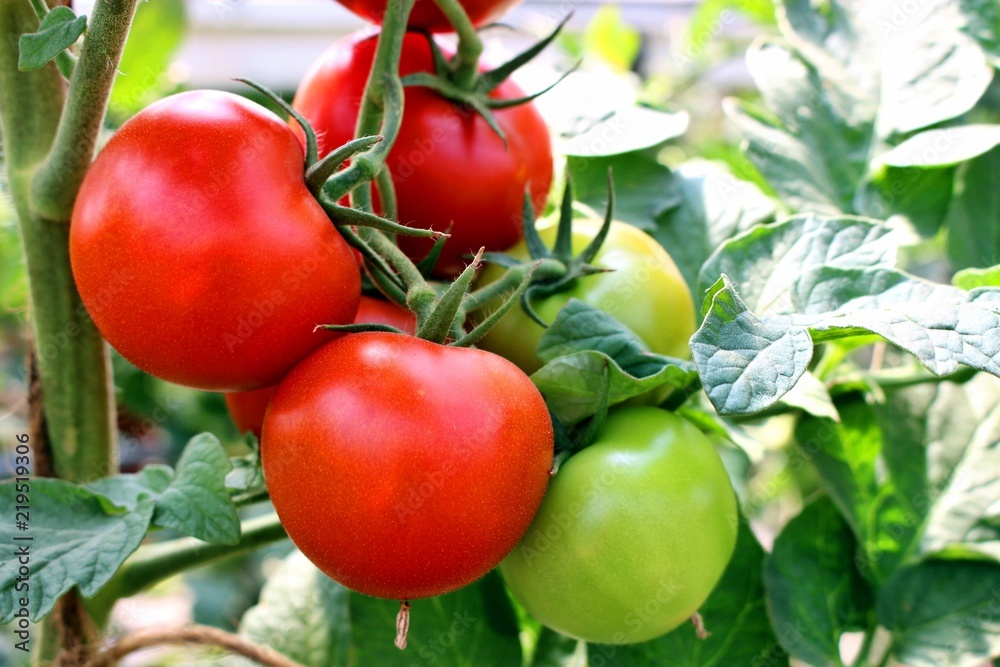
[69, 0, 737, 647]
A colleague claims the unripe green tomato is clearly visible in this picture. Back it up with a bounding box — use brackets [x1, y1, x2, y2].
[499, 406, 738, 644]
[477, 218, 696, 374]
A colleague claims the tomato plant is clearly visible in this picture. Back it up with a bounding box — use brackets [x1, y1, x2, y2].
[226, 295, 417, 437]
[478, 217, 696, 373]
[4, 0, 1000, 665]
[500, 406, 737, 644]
[260, 332, 553, 599]
[334, 0, 524, 33]
[292, 30, 553, 276]
[71, 90, 361, 391]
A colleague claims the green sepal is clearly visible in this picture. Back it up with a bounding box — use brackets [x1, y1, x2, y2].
[236, 78, 319, 167]
[316, 322, 407, 335]
[417, 249, 483, 344]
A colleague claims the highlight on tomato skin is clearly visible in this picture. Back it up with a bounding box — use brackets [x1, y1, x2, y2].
[224, 296, 417, 438]
[260, 332, 554, 601]
[70, 90, 362, 392]
[291, 30, 554, 277]
[332, 0, 526, 34]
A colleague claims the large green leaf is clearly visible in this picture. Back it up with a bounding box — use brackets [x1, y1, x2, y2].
[875, 375, 1000, 564]
[794, 398, 880, 555]
[646, 160, 775, 295]
[878, 560, 1000, 667]
[693, 215, 1000, 415]
[87, 433, 240, 544]
[764, 497, 873, 667]
[730, 0, 993, 230]
[589, 521, 787, 666]
[960, 0, 1000, 67]
[880, 125, 1000, 167]
[532, 300, 698, 424]
[697, 214, 898, 314]
[568, 151, 681, 232]
[0, 480, 153, 623]
[234, 551, 523, 667]
[946, 145, 1000, 271]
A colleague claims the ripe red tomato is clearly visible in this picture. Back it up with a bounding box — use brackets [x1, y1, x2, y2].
[71, 91, 361, 391]
[333, 0, 524, 33]
[226, 296, 416, 437]
[261, 332, 554, 599]
[292, 31, 553, 276]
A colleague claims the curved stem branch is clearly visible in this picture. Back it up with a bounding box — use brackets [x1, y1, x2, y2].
[83, 626, 307, 667]
[31, 0, 141, 222]
[92, 513, 288, 617]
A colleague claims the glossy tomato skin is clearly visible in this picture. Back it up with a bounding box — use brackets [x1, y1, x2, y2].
[225, 296, 416, 437]
[71, 91, 361, 391]
[499, 407, 738, 644]
[261, 332, 554, 600]
[292, 31, 553, 276]
[478, 218, 697, 374]
[334, 0, 523, 33]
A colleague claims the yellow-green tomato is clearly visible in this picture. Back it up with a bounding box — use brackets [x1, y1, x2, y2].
[499, 406, 738, 644]
[477, 218, 696, 374]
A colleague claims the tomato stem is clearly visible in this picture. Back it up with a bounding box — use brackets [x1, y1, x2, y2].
[431, 0, 483, 89]
[31, 0, 142, 223]
[91, 513, 289, 623]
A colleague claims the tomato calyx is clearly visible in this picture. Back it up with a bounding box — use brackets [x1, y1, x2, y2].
[238, 79, 446, 244]
[400, 16, 575, 143]
[482, 172, 616, 327]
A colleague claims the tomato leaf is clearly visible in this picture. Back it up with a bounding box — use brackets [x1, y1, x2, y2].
[880, 125, 1000, 168]
[946, 145, 1000, 271]
[795, 397, 888, 578]
[562, 106, 689, 158]
[875, 375, 1000, 564]
[17, 6, 86, 72]
[591, 520, 788, 667]
[694, 215, 1000, 415]
[960, 0, 1000, 66]
[697, 215, 899, 313]
[569, 153, 774, 296]
[567, 151, 682, 233]
[87, 434, 240, 545]
[729, 0, 992, 233]
[691, 276, 814, 415]
[877, 559, 1000, 667]
[764, 497, 874, 667]
[0, 479, 153, 623]
[231, 550, 522, 667]
[532, 300, 698, 424]
[954, 264, 1000, 290]
[153, 433, 240, 545]
[648, 160, 776, 296]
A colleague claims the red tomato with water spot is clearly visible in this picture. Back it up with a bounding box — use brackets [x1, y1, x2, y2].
[71, 91, 361, 391]
[334, 0, 524, 33]
[261, 332, 554, 599]
[226, 296, 416, 437]
[292, 31, 553, 276]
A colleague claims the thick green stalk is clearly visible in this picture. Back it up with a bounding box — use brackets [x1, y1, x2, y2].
[0, 1, 119, 481]
[32, 0, 140, 222]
